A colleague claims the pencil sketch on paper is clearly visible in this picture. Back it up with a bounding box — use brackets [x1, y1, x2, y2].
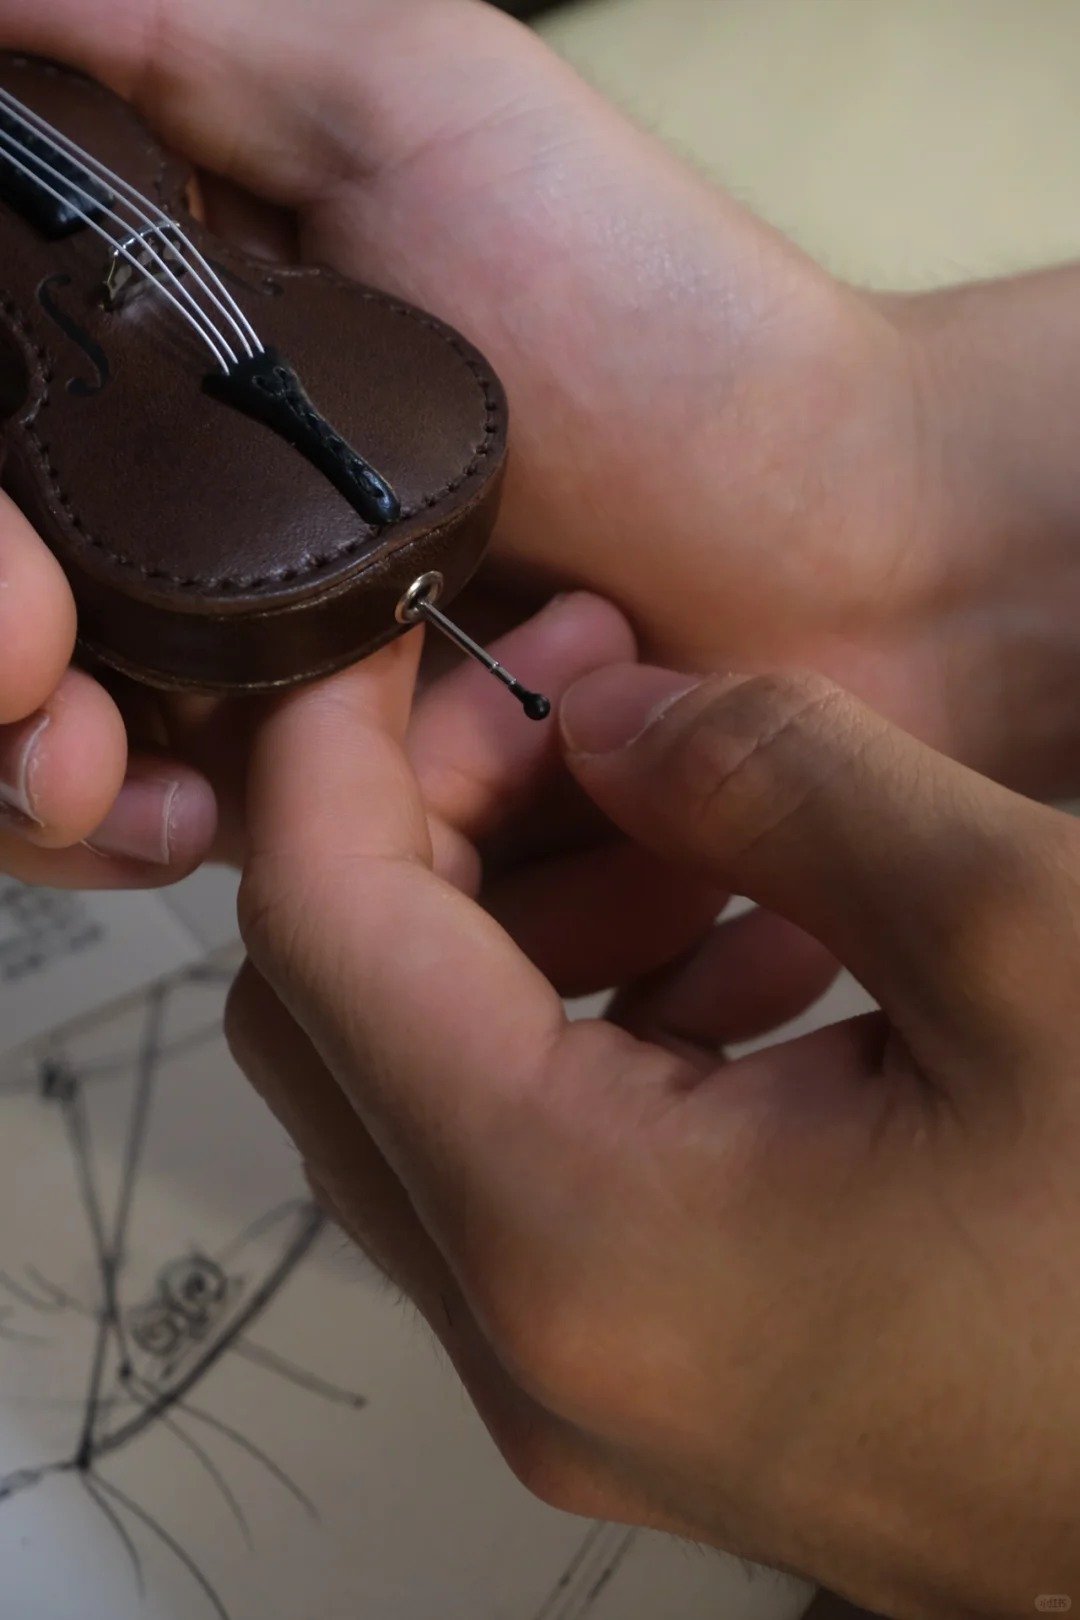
[0, 947, 638, 1620]
[0, 966, 352, 1617]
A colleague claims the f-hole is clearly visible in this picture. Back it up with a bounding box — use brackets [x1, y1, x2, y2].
[37, 273, 111, 397]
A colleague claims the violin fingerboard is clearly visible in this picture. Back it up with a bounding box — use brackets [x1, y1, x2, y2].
[0, 103, 113, 239]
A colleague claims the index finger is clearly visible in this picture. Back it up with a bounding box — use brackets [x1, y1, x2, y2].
[240, 628, 636, 1259]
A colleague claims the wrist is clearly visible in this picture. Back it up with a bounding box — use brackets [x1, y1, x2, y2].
[886, 273, 1080, 798]
[898, 268, 1080, 544]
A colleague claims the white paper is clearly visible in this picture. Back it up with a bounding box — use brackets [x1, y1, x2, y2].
[0, 882, 203, 1054]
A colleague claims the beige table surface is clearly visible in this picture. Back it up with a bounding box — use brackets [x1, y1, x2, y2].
[541, 0, 1080, 286]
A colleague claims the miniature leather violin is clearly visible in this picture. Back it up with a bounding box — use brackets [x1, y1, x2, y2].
[0, 53, 546, 712]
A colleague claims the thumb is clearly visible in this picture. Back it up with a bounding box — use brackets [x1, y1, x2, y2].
[562, 664, 1080, 1073]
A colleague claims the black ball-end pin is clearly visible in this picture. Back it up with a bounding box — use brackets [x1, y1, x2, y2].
[511, 684, 553, 723]
[396, 574, 553, 723]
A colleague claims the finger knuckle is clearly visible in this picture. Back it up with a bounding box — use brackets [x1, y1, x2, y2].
[671, 671, 852, 855]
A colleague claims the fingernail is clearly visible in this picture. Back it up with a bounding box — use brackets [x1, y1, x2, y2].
[85, 771, 182, 866]
[0, 712, 49, 827]
[561, 666, 701, 756]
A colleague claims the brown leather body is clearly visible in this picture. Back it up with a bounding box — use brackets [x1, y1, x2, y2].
[0, 54, 508, 691]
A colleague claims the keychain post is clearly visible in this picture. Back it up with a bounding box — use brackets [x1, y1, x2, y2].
[396, 574, 552, 722]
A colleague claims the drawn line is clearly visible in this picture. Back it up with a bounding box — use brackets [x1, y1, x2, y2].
[0, 1308, 49, 1345]
[81, 1472, 145, 1599]
[545, 1527, 638, 1620]
[549, 1533, 614, 1620]
[65, 1077, 118, 1469]
[24, 1266, 94, 1317]
[234, 1339, 367, 1410]
[581, 1530, 637, 1613]
[76, 985, 169, 1465]
[77, 1012, 229, 1082]
[0, 1393, 131, 1414]
[110, 985, 168, 1261]
[528, 1524, 606, 1620]
[0, 1268, 67, 1312]
[216, 1197, 311, 1264]
[62, 1081, 109, 1271]
[184, 966, 238, 986]
[125, 1375, 253, 1549]
[93, 1473, 232, 1620]
[0, 1466, 51, 1502]
[172, 1395, 319, 1522]
[94, 1206, 325, 1464]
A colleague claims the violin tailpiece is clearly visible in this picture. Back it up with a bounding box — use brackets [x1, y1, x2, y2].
[204, 347, 401, 530]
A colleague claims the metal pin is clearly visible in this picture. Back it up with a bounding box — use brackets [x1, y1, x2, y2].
[396, 573, 552, 722]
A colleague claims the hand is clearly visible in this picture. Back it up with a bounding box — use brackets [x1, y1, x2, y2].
[228, 642, 1080, 1620]
[3, 0, 1080, 894]
[0, 495, 217, 888]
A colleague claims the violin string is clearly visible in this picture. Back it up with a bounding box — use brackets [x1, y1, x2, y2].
[0, 87, 258, 356]
[0, 129, 234, 371]
[0, 105, 243, 367]
[0, 88, 262, 357]
[0, 123, 236, 370]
